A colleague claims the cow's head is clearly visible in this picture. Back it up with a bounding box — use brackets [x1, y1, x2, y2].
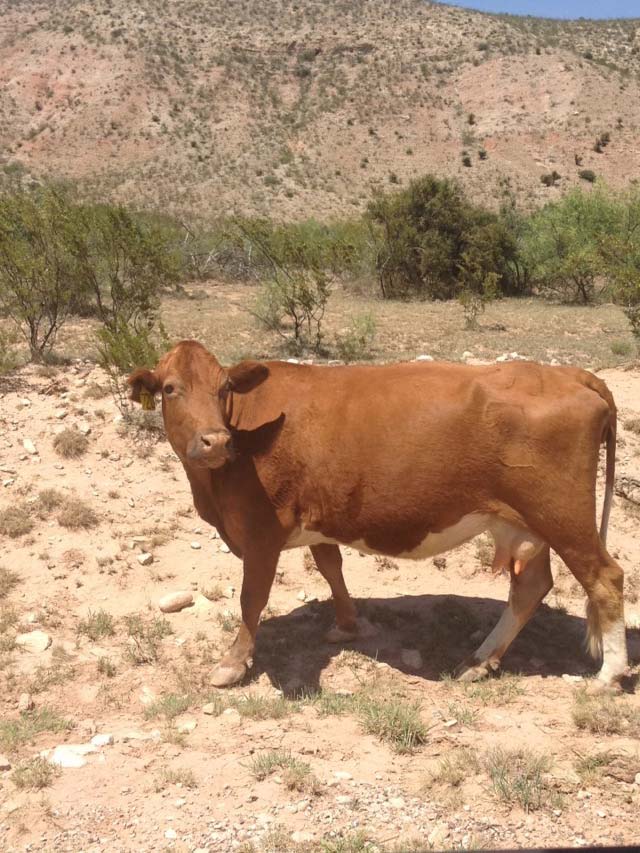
[128, 340, 269, 470]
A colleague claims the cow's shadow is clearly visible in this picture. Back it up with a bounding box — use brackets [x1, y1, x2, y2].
[250, 593, 640, 696]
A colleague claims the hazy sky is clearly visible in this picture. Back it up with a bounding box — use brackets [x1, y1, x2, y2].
[434, 0, 639, 19]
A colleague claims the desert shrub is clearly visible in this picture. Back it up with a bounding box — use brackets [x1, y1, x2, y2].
[540, 171, 561, 187]
[53, 428, 89, 459]
[598, 189, 640, 339]
[0, 186, 85, 360]
[56, 497, 99, 529]
[0, 327, 19, 374]
[366, 174, 522, 305]
[522, 186, 622, 303]
[579, 169, 597, 183]
[334, 312, 377, 361]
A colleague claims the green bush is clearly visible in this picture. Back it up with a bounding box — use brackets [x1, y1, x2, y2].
[366, 174, 522, 305]
[335, 313, 377, 361]
[579, 169, 597, 183]
[522, 186, 621, 303]
[0, 186, 85, 360]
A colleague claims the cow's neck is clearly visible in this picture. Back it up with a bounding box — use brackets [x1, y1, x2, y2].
[184, 465, 234, 550]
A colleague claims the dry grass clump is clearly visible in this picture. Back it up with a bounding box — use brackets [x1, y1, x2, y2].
[624, 416, 640, 436]
[572, 690, 640, 736]
[0, 566, 20, 599]
[53, 428, 89, 458]
[0, 504, 34, 538]
[56, 497, 99, 529]
[12, 756, 60, 790]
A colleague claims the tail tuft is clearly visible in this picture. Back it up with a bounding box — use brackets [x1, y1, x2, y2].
[585, 600, 603, 661]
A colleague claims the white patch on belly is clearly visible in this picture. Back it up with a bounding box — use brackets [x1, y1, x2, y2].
[283, 527, 339, 550]
[349, 513, 491, 560]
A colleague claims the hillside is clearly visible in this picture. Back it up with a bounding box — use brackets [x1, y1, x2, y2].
[0, 0, 639, 220]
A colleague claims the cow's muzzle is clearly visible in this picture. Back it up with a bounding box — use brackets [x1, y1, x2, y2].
[187, 429, 235, 468]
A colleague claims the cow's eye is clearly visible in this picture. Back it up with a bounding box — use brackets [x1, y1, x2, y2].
[163, 384, 175, 396]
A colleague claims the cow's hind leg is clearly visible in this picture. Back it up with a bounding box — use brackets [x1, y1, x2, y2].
[456, 546, 553, 682]
[311, 544, 377, 642]
[557, 540, 627, 689]
[211, 548, 278, 688]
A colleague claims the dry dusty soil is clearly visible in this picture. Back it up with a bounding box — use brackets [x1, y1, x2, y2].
[0, 355, 640, 853]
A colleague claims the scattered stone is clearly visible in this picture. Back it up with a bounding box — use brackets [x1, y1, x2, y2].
[91, 734, 114, 747]
[562, 674, 583, 683]
[174, 797, 187, 808]
[0, 755, 11, 771]
[165, 829, 177, 840]
[177, 719, 197, 734]
[219, 543, 230, 554]
[77, 422, 92, 435]
[443, 719, 458, 728]
[461, 351, 473, 359]
[292, 831, 315, 843]
[390, 796, 405, 808]
[203, 703, 218, 715]
[433, 556, 447, 569]
[158, 591, 194, 613]
[333, 770, 352, 780]
[416, 354, 434, 361]
[18, 693, 34, 713]
[297, 590, 307, 602]
[635, 772, 640, 786]
[22, 438, 38, 455]
[137, 552, 154, 566]
[224, 586, 235, 599]
[428, 824, 450, 846]
[190, 541, 202, 550]
[15, 631, 51, 654]
[140, 686, 157, 706]
[54, 409, 68, 420]
[49, 744, 95, 768]
[400, 648, 423, 670]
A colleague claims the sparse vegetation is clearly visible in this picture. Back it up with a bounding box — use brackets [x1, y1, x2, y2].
[0, 566, 20, 598]
[57, 497, 99, 530]
[144, 692, 191, 721]
[12, 756, 60, 790]
[484, 747, 560, 812]
[77, 609, 116, 642]
[249, 749, 320, 794]
[154, 765, 197, 791]
[0, 708, 73, 753]
[357, 694, 428, 754]
[0, 504, 34, 538]
[53, 428, 89, 459]
[572, 689, 640, 736]
[123, 614, 173, 664]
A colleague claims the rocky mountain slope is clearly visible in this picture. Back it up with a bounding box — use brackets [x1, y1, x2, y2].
[0, 0, 639, 219]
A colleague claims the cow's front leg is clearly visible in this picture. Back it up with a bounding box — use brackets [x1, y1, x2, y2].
[211, 549, 279, 688]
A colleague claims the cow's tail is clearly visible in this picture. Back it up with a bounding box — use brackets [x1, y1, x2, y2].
[582, 373, 617, 661]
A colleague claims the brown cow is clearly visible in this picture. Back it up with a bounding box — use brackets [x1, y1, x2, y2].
[128, 341, 627, 689]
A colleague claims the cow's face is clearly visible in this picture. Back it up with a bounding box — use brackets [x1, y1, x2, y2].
[128, 341, 268, 470]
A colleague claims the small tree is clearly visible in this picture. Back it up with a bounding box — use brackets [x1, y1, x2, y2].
[0, 187, 83, 360]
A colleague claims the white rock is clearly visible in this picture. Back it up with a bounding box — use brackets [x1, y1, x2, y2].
[140, 686, 156, 706]
[203, 703, 218, 715]
[219, 543, 230, 554]
[177, 719, 197, 733]
[562, 674, 583, 683]
[461, 351, 473, 359]
[335, 795, 352, 805]
[635, 772, 640, 785]
[428, 825, 450, 846]
[0, 755, 11, 771]
[15, 631, 51, 654]
[444, 719, 458, 728]
[22, 438, 38, 455]
[158, 591, 193, 613]
[297, 590, 307, 602]
[174, 797, 187, 808]
[18, 398, 31, 408]
[224, 586, 235, 599]
[390, 797, 405, 808]
[54, 409, 67, 420]
[164, 829, 177, 840]
[190, 541, 202, 550]
[91, 734, 114, 747]
[77, 422, 91, 435]
[496, 354, 509, 362]
[333, 770, 352, 780]
[400, 648, 423, 670]
[18, 693, 34, 712]
[416, 354, 434, 361]
[50, 744, 95, 768]
[137, 552, 154, 566]
[292, 831, 315, 843]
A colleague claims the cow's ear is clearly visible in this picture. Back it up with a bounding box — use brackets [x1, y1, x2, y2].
[227, 361, 269, 394]
[128, 368, 161, 408]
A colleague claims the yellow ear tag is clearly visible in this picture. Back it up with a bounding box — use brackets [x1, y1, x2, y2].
[140, 389, 156, 411]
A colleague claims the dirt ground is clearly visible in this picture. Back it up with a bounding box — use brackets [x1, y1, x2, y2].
[1, 333, 640, 852]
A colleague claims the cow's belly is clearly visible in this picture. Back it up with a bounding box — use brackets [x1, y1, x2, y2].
[283, 512, 491, 559]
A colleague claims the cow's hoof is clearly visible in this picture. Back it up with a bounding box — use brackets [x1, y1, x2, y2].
[210, 660, 247, 688]
[325, 617, 378, 643]
[454, 658, 497, 682]
[586, 677, 623, 697]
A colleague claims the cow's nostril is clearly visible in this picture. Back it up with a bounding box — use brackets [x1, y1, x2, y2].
[201, 435, 212, 449]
